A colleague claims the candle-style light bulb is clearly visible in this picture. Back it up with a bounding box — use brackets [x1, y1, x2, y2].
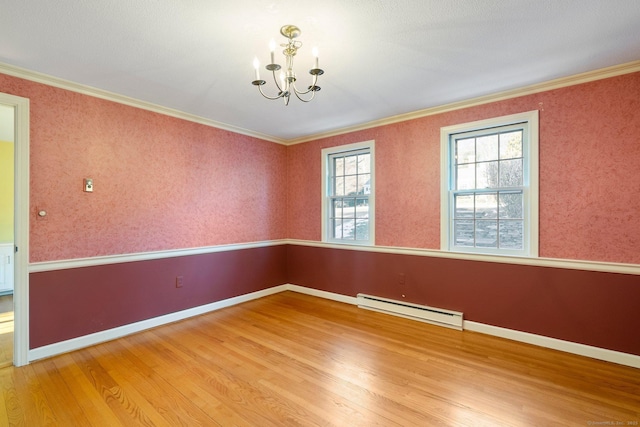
[269, 39, 276, 64]
[312, 47, 319, 69]
[253, 57, 260, 80]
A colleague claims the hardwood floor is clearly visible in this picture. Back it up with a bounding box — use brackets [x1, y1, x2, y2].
[1, 291, 639, 426]
[0, 294, 13, 369]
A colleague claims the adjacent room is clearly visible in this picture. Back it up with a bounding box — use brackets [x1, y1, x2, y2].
[0, 1, 639, 425]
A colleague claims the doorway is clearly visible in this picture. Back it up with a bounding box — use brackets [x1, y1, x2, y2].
[0, 92, 29, 367]
[0, 103, 14, 367]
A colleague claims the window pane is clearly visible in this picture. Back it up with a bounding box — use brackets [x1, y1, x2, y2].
[456, 138, 475, 164]
[456, 163, 475, 190]
[454, 220, 474, 247]
[325, 144, 374, 244]
[476, 134, 499, 162]
[357, 173, 371, 195]
[334, 177, 345, 196]
[344, 175, 357, 195]
[499, 159, 523, 187]
[332, 219, 343, 239]
[475, 220, 497, 248]
[331, 199, 343, 219]
[343, 198, 356, 218]
[357, 153, 370, 173]
[345, 155, 357, 174]
[454, 194, 474, 219]
[356, 198, 369, 218]
[499, 131, 522, 159]
[342, 219, 355, 239]
[499, 192, 523, 219]
[475, 193, 497, 219]
[355, 219, 369, 240]
[334, 157, 344, 176]
[499, 220, 523, 249]
[477, 161, 498, 189]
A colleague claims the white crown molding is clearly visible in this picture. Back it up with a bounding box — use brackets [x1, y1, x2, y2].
[2, 60, 639, 147]
[286, 60, 640, 145]
[0, 62, 287, 145]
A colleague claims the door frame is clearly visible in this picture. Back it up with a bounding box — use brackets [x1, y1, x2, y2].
[0, 92, 29, 366]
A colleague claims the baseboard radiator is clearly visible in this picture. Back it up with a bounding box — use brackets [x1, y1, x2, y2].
[356, 294, 464, 330]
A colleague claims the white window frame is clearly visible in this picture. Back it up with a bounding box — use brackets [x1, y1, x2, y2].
[322, 140, 375, 245]
[440, 111, 539, 257]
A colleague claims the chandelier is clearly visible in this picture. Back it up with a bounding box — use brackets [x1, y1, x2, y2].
[252, 25, 324, 105]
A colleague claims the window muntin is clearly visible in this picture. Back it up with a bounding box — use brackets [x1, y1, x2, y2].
[322, 141, 375, 245]
[441, 111, 538, 257]
[453, 126, 524, 250]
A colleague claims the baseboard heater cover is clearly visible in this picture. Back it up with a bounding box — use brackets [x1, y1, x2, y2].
[357, 294, 463, 330]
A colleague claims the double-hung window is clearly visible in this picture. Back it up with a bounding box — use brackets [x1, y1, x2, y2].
[322, 140, 375, 245]
[441, 111, 538, 257]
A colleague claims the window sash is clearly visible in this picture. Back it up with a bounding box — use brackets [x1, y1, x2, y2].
[328, 148, 371, 242]
[440, 111, 538, 257]
[322, 142, 375, 245]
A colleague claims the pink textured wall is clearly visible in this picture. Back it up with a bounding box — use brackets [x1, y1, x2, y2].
[1, 71, 639, 264]
[0, 74, 287, 262]
[287, 72, 640, 264]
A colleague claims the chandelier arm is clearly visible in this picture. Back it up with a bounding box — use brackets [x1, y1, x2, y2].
[291, 83, 312, 96]
[293, 87, 317, 102]
[251, 25, 323, 104]
[271, 69, 284, 92]
[291, 73, 319, 96]
[257, 84, 285, 100]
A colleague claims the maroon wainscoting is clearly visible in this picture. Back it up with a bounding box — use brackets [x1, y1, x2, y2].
[29, 245, 287, 348]
[287, 244, 640, 356]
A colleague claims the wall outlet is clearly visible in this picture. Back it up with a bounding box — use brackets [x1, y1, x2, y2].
[176, 276, 183, 288]
[84, 178, 93, 192]
[398, 273, 405, 285]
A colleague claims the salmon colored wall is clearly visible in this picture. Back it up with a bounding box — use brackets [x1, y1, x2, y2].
[0, 140, 13, 243]
[288, 72, 640, 264]
[0, 74, 288, 262]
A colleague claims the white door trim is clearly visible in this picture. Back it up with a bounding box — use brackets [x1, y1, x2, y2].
[0, 92, 29, 366]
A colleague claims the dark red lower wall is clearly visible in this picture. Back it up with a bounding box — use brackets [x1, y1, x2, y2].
[29, 245, 287, 348]
[286, 244, 640, 356]
[29, 243, 640, 357]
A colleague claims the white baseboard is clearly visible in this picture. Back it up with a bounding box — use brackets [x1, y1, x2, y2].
[286, 284, 358, 305]
[28, 285, 289, 362]
[28, 283, 640, 369]
[463, 321, 640, 369]
[286, 285, 640, 369]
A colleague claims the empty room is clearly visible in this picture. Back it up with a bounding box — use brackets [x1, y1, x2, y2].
[1, 1, 640, 426]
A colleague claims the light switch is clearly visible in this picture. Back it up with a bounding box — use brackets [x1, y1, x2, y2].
[84, 178, 93, 192]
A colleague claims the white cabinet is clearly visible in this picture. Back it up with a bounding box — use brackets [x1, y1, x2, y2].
[0, 243, 13, 294]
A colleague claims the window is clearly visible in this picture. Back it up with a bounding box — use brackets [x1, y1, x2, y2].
[322, 140, 375, 245]
[441, 111, 538, 257]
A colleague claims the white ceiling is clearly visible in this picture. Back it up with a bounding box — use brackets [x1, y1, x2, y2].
[1, 1, 640, 142]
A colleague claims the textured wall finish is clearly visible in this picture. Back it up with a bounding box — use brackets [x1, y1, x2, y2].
[0, 74, 287, 262]
[288, 72, 640, 264]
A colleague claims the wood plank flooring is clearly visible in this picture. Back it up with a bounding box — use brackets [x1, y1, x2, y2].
[1, 291, 639, 426]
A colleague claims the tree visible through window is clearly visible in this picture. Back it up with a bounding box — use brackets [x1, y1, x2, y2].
[322, 141, 375, 245]
[441, 112, 538, 257]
